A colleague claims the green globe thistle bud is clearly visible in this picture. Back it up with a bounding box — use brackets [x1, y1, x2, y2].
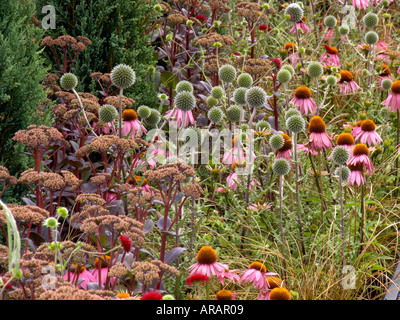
[335, 166, 351, 181]
[43, 217, 59, 229]
[211, 86, 225, 99]
[201, 27, 208, 34]
[277, 69, 292, 84]
[339, 25, 349, 35]
[137, 105, 151, 119]
[285, 3, 304, 23]
[365, 31, 379, 45]
[219, 64, 237, 83]
[233, 87, 248, 105]
[286, 115, 305, 133]
[176, 80, 193, 93]
[281, 65, 295, 77]
[255, 119, 271, 131]
[145, 109, 161, 126]
[245, 86, 267, 107]
[285, 108, 301, 120]
[241, 124, 249, 131]
[13, 269, 23, 279]
[272, 158, 291, 176]
[208, 106, 224, 123]
[331, 146, 350, 165]
[237, 73, 253, 88]
[174, 91, 196, 111]
[57, 207, 68, 219]
[99, 104, 118, 123]
[383, 13, 391, 19]
[363, 12, 379, 28]
[159, 93, 168, 100]
[307, 61, 323, 78]
[207, 96, 218, 106]
[111, 64, 136, 89]
[213, 20, 221, 28]
[324, 15, 337, 29]
[213, 42, 222, 48]
[331, 66, 339, 73]
[299, 47, 305, 54]
[362, 69, 371, 77]
[326, 75, 338, 86]
[381, 78, 392, 91]
[166, 34, 173, 41]
[154, 4, 162, 11]
[381, 0, 390, 6]
[269, 134, 285, 150]
[262, 3, 270, 9]
[186, 20, 194, 27]
[182, 127, 201, 147]
[226, 105, 242, 122]
[147, 66, 156, 73]
[60, 73, 78, 90]
[162, 295, 175, 300]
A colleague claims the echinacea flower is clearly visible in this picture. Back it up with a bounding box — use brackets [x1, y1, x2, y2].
[324, 28, 335, 42]
[337, 70, 359, 94]
[240, 261, 278, 290]
[258, 276, 284, 300]
[284, 42, 299, 67]
[290, 17, 310, 34]
[121, 109, 147, 138]
[351, 0, 370, 10]
[382, 80, 400, 111]
[165, 108, 195, 127]
[226, 171, 260, 191]
[141, 291, 163, 300]
[378, 64, 393, 89]
[347, 143, 374, 174]
[186, 273, 209, 286]
[321, 45, 340, 67]
[290, 86, 317, 116]
[268, 287, 292, 300]
[351, 120, 364, 137]
[334, 132, 355, 156]
[216, 269, 241, 285]
[248, 202, 271, 211]
[188, 246, 229, 278]
[64, 264, 96, 290]
[297, 143, 318, 155]
[349, 163, 366, 187]
[276, 133, 292, 161]
[308, 116, 333, 151]
[216, 289, 236, 300]
[354, 119, 382, 146]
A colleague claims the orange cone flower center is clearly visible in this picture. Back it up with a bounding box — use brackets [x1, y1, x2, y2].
[391, 80, 400, 94]
[360, 119, 376, 132]
[216, 289, 233, 300]
[294, 86, 312, 99]
[308, 116, 326, 133]
[336, 133, 354, 146]
[339, 70, 353, 82]
[197, 246, 218, 264]
[353, 143, 369, 156]
[122, 109, 138, 121]
[269, 287, 292, 300]
[249, 261, 267, 273]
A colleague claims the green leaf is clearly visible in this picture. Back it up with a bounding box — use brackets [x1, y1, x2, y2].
[161, 71, 178, 89]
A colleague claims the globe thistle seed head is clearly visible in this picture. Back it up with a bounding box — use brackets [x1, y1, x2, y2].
[281, 65, 295, 77]
[237, 73, 253, 88]
[60, 73, 78, 90]
[99, 104, 118, 123]
[218, 64, 237, 83]
[339, 25, 349, 35]
[365, 31, 379, 45]
[207, 96, 219, 107]
[245, 86, 267, 107]
[285, 108, 301, 120]
[174, 91, 196, 111]
[326, 75, 338, 86]
[226, 105, 242, 122]
[381, 78, 392, 91]
[335, 166, 351, 181]
[145, 109, 161, 126]
[277, 69, 292, 84]
[43, 217, 59, 229]
[256, 119, 271, 132]
[332, 146, 350, 165]
[137, 105, 151, 119]
[233, 87, 248, 105]
[110, 64, 136, 89]
[285, 3, 304, 23]
[286, 115, 305, 133]
[208, 106, 224, 124]
[363, 12, 379, 28]
[273, 158, 291, 176]
[182, 127, 201, 147]
[56, 207, 69, 219]
[269, 134, 285, 150]
[211, 86, 225, 99]
[176, 80, 193, 93]
[324, 15, 337, 29]
[307, 61, 323, 78]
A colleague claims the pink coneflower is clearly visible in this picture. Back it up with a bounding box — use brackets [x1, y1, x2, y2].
[378, 64, 393, 90]
[186, 273, 209, 286]
[215, 186, 228, 193]
[284, 42, 299, 67]
[188, 246, 229, 278]
[297, 143, 318, 155]
[258, 276, 283, 300]
[64, 265, 96, 290]
[240, 261, 278, 290]
[216, 289, 236, 300]
[216, 269, 241, 285]
[382, 80, 400, 111]
[248, 202, 271, 211]
[276, 133, 292, 161]
[141, 291, 163, 300]
[351, 120, 364, 137]
[222, 135, 255, 166]
[354, 119, 382, 146]
[349, 163, 366, 186]
[165, 109, 195, 127]
[347, 144, 374, 174]
[328, 132, 355, 160]
[121, 109, 147, 138]
[324, 29, 335, 42]
[92, 256, 115, 287]
[290, 18, 310, 34]
[321, 45, 340, 67]
[308, 116, 332, 151]
[226, 171, 259, 191]
[337, 70, 359, 94]
[290, 86, 317, 116]
[375, 42, 390, 63]
[351, 0, 370, 10]
[134, 148, 165, 170]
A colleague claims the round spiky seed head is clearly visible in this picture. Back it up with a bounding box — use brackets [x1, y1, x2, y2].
[60, 73, 78, 90]
[208, 106, 224, 124]
[307, 61, 323, 78]
[277, 69, 292, 84]
[174, 91, 196, 111]
[285, 3, 304, 23]
[339, 25, 349, 35]
[335, 166, 351, 181]
[363, 12, 379, 28]
[137, 105, 151, 119]
[381, 78, 392, 91]
[269, 134, 285, 150]
[285, 108, 301, 120]
[176, 80, 193, 93]
[326, 75, 338, 86]
[245, 86, 267, 107]
[272, 158, 291, 176]
[365, 31, 379, 45]
[233, 87, 248, 105]
[281, 64, 295, 77]
[110, 64, 136, 89]
[43, 217, 59, 229]
[324, 15, 337, 28]
[211, 86, 225, 99]
[286, 115, 305, 133]
[256, 119, 271, 131]
[99, 104, 118, 123]
[237, 73, 253, 88]
[226, 105, 242, 122]
[332, 146, 350, 165]
[182, 127, 201, 147]
[218, 64, 237, 83]
[207, 96, 218, 107]
[145, 109, 161, 126]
